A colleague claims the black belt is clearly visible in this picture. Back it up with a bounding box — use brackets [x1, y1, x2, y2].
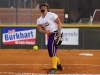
[54, 30, 58, 32]
[49, 30, 58, 35]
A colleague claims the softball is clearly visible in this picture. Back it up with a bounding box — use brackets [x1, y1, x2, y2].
[33, 46, 38, 50]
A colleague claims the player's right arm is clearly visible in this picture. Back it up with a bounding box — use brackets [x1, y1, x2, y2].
[37, 24, 50, 35]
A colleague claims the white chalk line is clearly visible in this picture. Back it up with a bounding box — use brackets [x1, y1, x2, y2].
[0, 64, 100, 67]
[0, 72, 36, 75]
[0, 72, 100, 75]
[0, 64, 100, 75]
[0, 73, 100, 75]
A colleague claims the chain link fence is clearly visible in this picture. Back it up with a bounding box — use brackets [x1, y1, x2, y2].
[0, 0, 100, 24]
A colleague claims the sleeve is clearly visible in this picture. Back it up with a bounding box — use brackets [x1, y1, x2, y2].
[51, 13, 58, 21]
[37, 19, 41, 25]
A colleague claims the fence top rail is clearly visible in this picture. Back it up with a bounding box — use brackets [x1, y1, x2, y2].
[0, 24, 100, 28]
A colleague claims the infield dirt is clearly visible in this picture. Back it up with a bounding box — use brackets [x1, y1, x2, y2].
[0, 49, 100, 75]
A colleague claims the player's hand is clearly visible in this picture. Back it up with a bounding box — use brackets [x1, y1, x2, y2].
[57, 33, 61, 37]
[45, 30, 50, 35]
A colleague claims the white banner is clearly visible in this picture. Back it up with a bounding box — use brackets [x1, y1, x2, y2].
[45, 28, 79, 45]
[61, 28, 79, 45]
[3, 28, 36, 45]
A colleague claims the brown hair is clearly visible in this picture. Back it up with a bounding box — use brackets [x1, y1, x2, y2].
[39, 3, 50, 12]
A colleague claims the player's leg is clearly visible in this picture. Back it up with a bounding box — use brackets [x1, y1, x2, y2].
[57, 57, 64, 70]
[47, 33, 58, 73]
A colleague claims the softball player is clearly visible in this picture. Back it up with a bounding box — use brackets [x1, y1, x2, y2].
[36, 3, 64, 73]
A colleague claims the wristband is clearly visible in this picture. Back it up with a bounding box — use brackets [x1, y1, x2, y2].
[58, 29, 61, 34]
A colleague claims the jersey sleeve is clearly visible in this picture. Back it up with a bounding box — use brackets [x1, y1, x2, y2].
[51, 13, 58, 21]
[37, 19, 41, 25]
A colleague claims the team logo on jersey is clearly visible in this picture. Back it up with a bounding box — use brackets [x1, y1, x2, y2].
[41, 22, 49, 28]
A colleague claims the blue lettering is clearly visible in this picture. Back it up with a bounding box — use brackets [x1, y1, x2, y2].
[62, 37, 69, 41]
[24, 33, 27, 38]
[4, 31, 34, 41]
[5, 34, 9, 41]
[9, 35, 14, 40]
[16, 33, 20, 39]
[30, 31, 34, 37]
[63, 32, 77, 37]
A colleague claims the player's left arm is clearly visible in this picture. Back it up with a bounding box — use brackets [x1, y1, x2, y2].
[54, 17, 63, 47]
[55, 17, 62, 35]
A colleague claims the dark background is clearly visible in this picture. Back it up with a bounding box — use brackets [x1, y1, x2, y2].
[0, 0, 100, 23]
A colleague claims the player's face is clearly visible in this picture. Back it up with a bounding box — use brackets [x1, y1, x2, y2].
[40, 6, 48, 13]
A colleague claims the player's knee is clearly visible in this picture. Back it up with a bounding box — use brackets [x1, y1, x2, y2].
[49, 54, 52, 57]
[49, 53, 53, 57]
[49, 54, 56, 58]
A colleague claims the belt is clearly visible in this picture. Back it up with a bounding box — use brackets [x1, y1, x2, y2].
[54, 30, 58, 32]
[49, 30, 58, 35]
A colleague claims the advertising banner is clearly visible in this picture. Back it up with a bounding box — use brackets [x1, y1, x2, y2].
[45, 28, 79, 45]
[3, 28, 36, 45]
[61, 28, 79, 45]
